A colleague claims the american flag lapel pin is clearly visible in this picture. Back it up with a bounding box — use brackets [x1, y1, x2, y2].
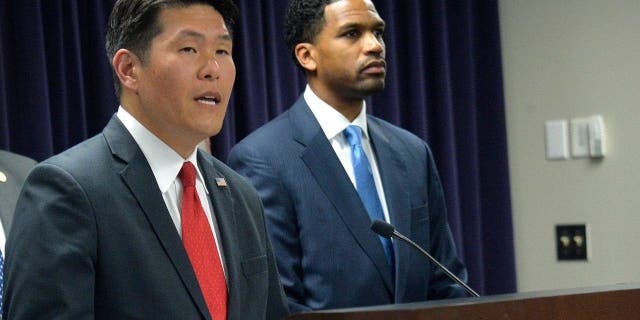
[215, 177, 227, 188]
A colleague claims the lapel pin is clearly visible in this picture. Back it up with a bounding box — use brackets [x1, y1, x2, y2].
[0, 171, 6, 183]
[215, 177, 227, 188]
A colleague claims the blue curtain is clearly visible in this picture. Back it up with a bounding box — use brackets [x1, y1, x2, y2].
[0, 0, 515, 295]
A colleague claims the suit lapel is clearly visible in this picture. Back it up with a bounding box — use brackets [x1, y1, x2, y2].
[196, 153, 241, 318]
[103, 117, 211, 320]
[368, 118, 412, 301]
[290, 99, 394, 294]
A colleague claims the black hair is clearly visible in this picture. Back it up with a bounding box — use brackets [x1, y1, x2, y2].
[106, 0, 238, 97]
[283, 0, 339, 69]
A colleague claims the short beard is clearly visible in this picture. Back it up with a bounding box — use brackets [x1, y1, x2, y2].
[354, 79, 386, 98]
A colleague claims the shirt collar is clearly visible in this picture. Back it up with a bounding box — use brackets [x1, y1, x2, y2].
[304, 85, 369, 140]
[116, 106, 209, 194]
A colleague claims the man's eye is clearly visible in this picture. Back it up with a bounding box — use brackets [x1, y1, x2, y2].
[216, 49, 230, 56]
[180, 47, 197, 53]
[344, 30, 359, 38]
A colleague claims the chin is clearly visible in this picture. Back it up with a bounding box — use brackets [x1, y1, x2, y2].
[207, 125, 224, 137]
[361, 83, 385, 96]
[199, 116, 225, 135]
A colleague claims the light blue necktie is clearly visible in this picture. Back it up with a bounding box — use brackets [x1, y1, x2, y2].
[344, 125, 395, 277]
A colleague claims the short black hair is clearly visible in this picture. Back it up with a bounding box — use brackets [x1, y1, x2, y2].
[106, 0, 238, 97]
[284, 0, 339, 70]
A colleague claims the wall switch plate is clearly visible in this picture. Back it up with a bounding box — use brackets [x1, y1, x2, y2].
[545, 120, 569, 160]
[556, 224, 589, 261]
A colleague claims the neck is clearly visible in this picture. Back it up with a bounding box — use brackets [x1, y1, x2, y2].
[308, 82, 364, 122]
[120, 97, 200, 159]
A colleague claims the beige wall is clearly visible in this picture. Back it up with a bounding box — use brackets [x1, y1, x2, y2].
[499, 0, 640, 292]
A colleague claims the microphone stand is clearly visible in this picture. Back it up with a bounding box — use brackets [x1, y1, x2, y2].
[371, 220, 480, 297]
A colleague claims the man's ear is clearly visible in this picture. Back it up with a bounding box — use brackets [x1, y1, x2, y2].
[294, 43, 317, 72]
[112, 49, 141, 92]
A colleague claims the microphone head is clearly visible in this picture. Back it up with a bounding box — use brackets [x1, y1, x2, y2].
[370, 220, 395, 238]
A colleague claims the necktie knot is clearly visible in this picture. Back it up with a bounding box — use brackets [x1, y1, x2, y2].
[343, 125, 363, 147]
[179, 161, 197, 188]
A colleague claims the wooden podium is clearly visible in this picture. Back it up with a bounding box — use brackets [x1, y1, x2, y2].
[286, 283, 640, 320]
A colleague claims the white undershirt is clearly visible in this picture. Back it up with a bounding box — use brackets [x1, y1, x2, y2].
[0, 217, 6, 254]
[304, 85, 391, 223]
[116, 107, 226, 276]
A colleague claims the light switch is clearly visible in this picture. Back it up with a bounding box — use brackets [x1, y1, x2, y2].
[588, 115, 605, 157]
[545, 120, 569, 160]
[570, 118, 590, 158]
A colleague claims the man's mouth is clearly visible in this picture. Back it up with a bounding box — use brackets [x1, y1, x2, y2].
[361, 60, 386, 75]
[195, 93, 222, 106]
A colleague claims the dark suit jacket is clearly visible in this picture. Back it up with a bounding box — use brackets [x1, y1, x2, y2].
[3, 117, 288, 319]
[0, 150, 37, 235]
[228, 95, 467, 313]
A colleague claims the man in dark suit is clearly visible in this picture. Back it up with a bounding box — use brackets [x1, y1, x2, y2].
[3, 1, 288, 319]
[228, 0, 469, 313]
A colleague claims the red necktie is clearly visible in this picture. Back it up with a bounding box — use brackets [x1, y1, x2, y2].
[179, 161, 227, 319]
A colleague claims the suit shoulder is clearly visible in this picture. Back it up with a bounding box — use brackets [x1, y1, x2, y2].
[369, 116, 429, 149]
[39, 134, 111, 178]
[42, 134, 108, 168]
[228, 111, 300, 165]
[236, 111, 293, 150]
[0, 150, 37, 172]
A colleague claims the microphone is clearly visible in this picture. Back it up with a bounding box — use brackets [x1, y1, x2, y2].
[371, 219, 480, 297]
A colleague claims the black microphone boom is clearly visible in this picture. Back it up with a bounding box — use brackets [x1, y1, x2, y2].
[370, 220, 480, 297]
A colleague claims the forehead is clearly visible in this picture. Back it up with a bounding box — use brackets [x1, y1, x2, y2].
[323, 0, 383, 27]
[156, 4, 230, 38]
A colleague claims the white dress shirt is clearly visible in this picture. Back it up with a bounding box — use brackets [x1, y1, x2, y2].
[117, 107, 226, 275]
[0, 218, 5, 254]
[304, 85, 391, 223]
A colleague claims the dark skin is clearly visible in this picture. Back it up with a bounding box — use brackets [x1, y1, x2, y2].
[294, 0, 386, 121]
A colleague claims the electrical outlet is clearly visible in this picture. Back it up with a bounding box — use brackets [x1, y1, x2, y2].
[556, 224, 589, 261]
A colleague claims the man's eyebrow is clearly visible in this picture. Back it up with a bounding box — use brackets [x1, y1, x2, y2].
[175, 29, 232, 42]
[337, 20, 386, 32]
[175, 29, 206, 40]
[372, 20, 386, 29]
[217, 34, 232, 42]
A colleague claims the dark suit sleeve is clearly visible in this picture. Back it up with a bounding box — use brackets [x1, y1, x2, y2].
[229, 144, 312, 314]
[422, 143, 468, 299]
[4, 163, 97, 319]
